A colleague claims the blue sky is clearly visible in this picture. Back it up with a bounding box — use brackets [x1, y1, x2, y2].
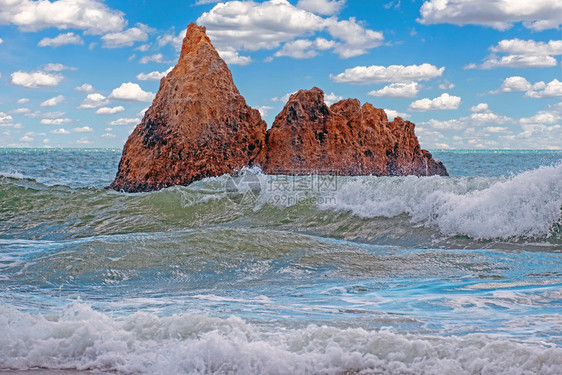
[0, 0, 561, 149]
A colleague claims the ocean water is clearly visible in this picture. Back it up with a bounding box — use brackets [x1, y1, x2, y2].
[0, 149, 561, 374]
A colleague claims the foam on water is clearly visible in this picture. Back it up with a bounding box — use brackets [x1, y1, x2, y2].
[1, 303, 561, 375]
[322, 164, 562, 240]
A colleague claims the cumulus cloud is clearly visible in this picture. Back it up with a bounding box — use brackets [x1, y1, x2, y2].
[0, 37, 3, 44]
[197, 0, 383, 60]
[10, 107, 31, 114]
[368, 82, 420, 98]
[11, 70, 64, 88]
[470, 103, 489, 113]
[274, 38, 336, 59]
[217, 48, 252, 65]
[271, 91, 297, 103]
[72, 126, 93, 133]
[0, 112, 14, 126]
[409, 93, 461, 111]
[139, 53, 163, 64]
[101, 133, 116, 139]
[17, 98, 29, 104]
[384, 109, 409, 120]
[109, 117, 140, 126]
[0, 0, 126, 34]
[296, 0, 345, 15]
[525, 79, 562, 98]
[418, 0, 561, 31]
[95, 106, 125, 115]
[468, 38, 562, 69]
[75, 83, 94, 93]
[254, 105, 274, 118]
[78, 93, 109, 109]
[40, 95, 64, 107]
[38, 32, 84, 47]
[491, 76, 562, 98]
[109, 82, 155, 102]
[324, 92, 344, 106]
[136, 67, 173, 81]
[102, 24, 150, 48]
[40, 118, 72, 125]
[331, 63, 444, 84]
[51, 128, 71, 135]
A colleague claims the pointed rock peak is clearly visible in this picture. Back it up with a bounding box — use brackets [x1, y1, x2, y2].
[288, 87, 325, 104]
[179, 22, 214, 59]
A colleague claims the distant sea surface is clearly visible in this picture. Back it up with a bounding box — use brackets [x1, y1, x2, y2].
[1, 149, 561, 374]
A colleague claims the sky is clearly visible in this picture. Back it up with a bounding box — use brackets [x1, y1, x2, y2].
[0, 0, 561, 150]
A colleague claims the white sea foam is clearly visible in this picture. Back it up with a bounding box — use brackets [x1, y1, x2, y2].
[1, 303, 561, 374]
[322, 164, 562, 239]
[0, 170, 23, 179]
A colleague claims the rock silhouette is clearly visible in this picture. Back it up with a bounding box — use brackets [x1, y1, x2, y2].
[110, 24, 447, 193]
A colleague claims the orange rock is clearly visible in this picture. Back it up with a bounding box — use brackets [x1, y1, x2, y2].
[110, 24, 447, 193]
[110, 23, 266, 192]
[254, 87, 448, 177]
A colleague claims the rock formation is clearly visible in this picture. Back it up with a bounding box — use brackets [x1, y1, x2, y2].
[109, 23, 266, 192]
[254, 87, 448, 177]
[110, 23, 447, 193]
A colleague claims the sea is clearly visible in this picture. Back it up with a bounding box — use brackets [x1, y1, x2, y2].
[0, 148, 561, 375]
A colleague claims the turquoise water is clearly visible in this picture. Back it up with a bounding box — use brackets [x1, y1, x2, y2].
[0, 149, 561, 374]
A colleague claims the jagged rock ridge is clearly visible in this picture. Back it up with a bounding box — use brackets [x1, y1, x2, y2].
[255, 87, 447, 177]
[110, 24, 447, 192]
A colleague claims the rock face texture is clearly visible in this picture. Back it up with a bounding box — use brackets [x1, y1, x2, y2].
[254, 87, 448, 177]
[110, 24, 446, 192]
[110, 23, 266, 192]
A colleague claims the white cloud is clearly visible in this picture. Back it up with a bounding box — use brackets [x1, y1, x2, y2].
[331, 63, 444, 84]
[109, 82, 155, 102]
[384, 109, 409, 119]
[0, 0, 126, 34]
[78, 93, 109, 109]
[409, 93, 461, 111]
[468, 38, 562, 70]
[75, 83, 94, 93]
[217, 48, 252, 65]
[109, 117, 140, 126]
[477, 55, 557, 69]
[20, 135, 33, 143]
[136, 67, 173, 81]
[101, 133, 116, 139]
[102, 24, 150, 48]
[439, 81, 455, 90]
[492, 76, 532, 93]
[418, 0, 562, 31]
[470, 103, 489, 113]
[96, 106, 125, 115]
[17, 98, 29, 104]
[11, 70, 64, 88]
[525, 79, 562, 98]
[139, 53, 163, 64]
[0, 112, 14, 126]
[296, 0, 345, 15]
[136, 44, 150, 52]
[324, 92, 344, 106]
[197, 0, 383, 60]
[76, 137, 92, 145]
[40, 118, 72, 125]
[38, 32, 84, 47]
[40, 95, 64, 107]
[10, 107, 31, 114]
[136, 107, 149, 118]
[491, 39, 562, 56]
[368, 82, 420, 98]
[0, 37, 3, 44]
[271, 91, 297, 103]
[274, 38, 337, 59]
[491, 76, 562, 98]
[51, 128, 71, 135]
[255, 105, 273, 118]
[73, 126, 93, 133]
